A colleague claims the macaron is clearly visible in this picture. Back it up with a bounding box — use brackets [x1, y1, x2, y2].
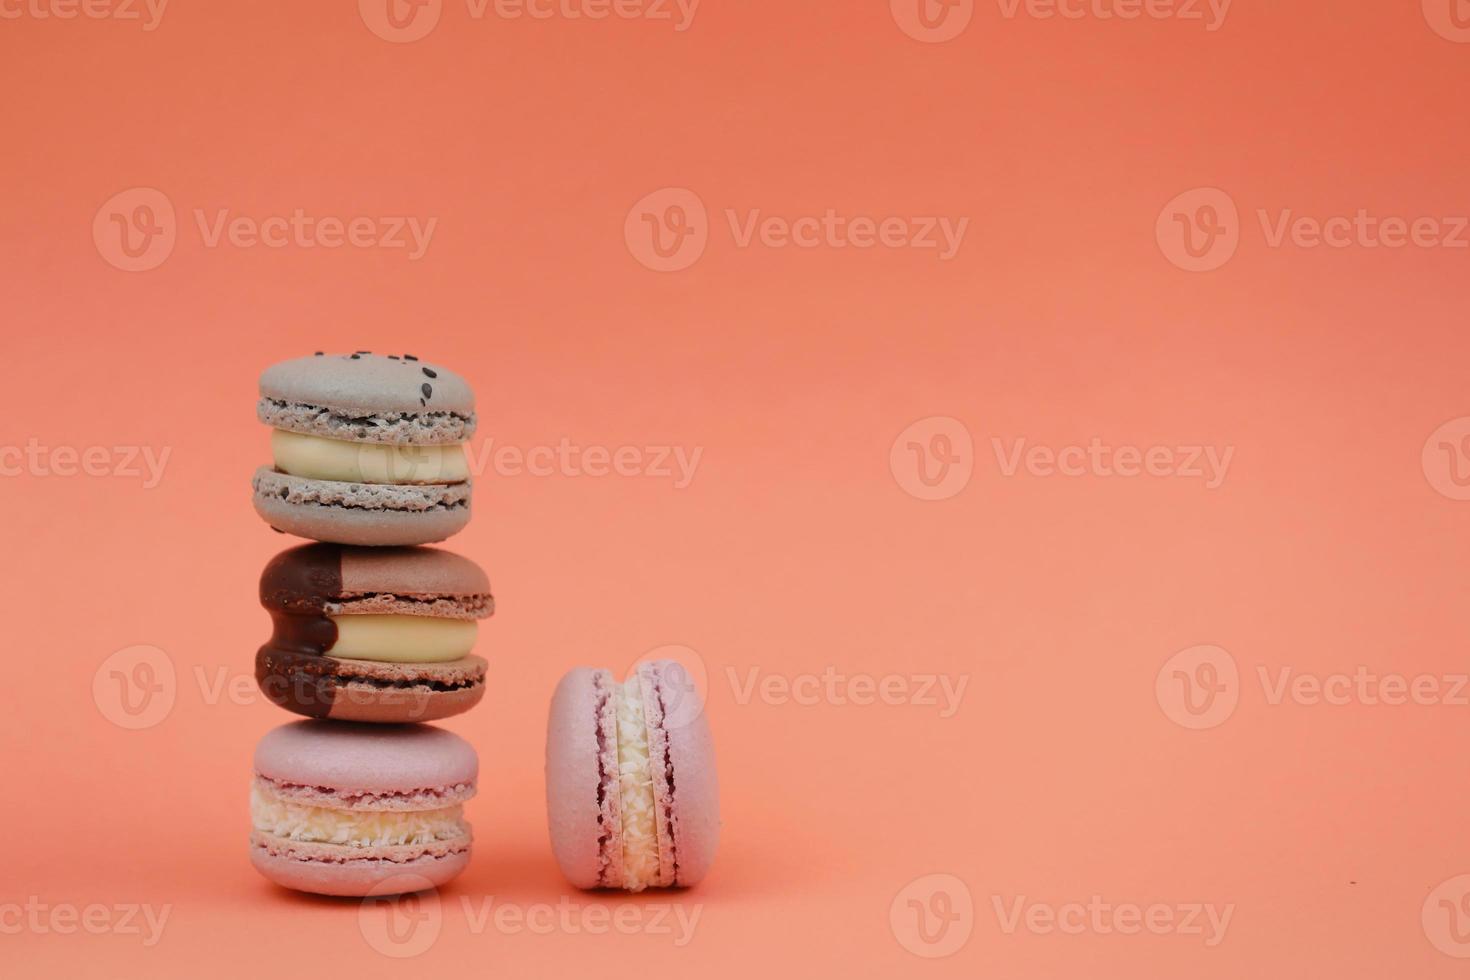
[256, 542, 493, 724]
[253, 352, 476, 546]
[250, 721, 477, 896]
[545, 660, 719, 891]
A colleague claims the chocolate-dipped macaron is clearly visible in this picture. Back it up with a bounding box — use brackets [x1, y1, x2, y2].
[253, 352, 476, 546]
[256, 543, 493, 723]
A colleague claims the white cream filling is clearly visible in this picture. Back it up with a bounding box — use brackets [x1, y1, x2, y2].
[328, 614, 476, 663]
[272, 429, 469, 485]
[250, 782, 465, 848]
[614, 674, 660, 891]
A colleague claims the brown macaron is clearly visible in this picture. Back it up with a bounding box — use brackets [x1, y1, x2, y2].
[256, 543, 493, 723]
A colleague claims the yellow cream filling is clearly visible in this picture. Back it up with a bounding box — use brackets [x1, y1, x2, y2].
[271, 429, 469, 485]
[250, 782, 465, 847]
[615, 674, 660, 891]
[328, 614, 476, 663]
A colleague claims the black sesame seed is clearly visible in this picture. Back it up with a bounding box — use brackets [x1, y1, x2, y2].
[350, 354, 361, 359]
[419, 398, 426, 406]
[356, 350, 371, 354]
[388, 355, 399, 360]
[421, 383, 433, 399]
[314, 351, 323, 356]
[404, 354, 418, 361]
[422, 367, 437, 379]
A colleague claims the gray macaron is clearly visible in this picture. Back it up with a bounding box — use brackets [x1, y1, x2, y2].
[252, 352, 476, 546]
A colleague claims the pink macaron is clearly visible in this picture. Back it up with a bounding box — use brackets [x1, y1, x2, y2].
[545, 659, 719, 891]
[249, 721, 477, 897]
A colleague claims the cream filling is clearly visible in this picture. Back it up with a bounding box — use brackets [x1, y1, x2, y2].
[328, 614, 476, 663]
[614, 674, 660, 891]
[250, 782, 466, 848]
[271, 429, 469, 485]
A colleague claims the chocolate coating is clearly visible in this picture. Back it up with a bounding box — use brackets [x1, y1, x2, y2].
[257, 543, 344, 718]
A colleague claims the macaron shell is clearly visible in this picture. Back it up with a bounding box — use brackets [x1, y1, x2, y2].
[253, 467, 471, 546]
[254, 720, 478, 795]
[256, 650, 488, 724]
[249, 839, 470, 897]
[260, 353, 475, 419]
[544, 667, 622, 889]
[339, 546, 491, 601]
[647, 659, 720, 887]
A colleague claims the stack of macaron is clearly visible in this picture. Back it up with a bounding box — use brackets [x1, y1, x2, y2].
[245, 352, 721, 898]
[248, 353, 491, 896]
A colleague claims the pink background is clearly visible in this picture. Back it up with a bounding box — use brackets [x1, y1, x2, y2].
[4, 0, 1470, 976]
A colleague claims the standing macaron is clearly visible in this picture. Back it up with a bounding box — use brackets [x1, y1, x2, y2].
[256, 543, 493, 723]
[545, 660, 719, 891]
[253, 352, 476, 546]
[250, 721, 477, 896]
